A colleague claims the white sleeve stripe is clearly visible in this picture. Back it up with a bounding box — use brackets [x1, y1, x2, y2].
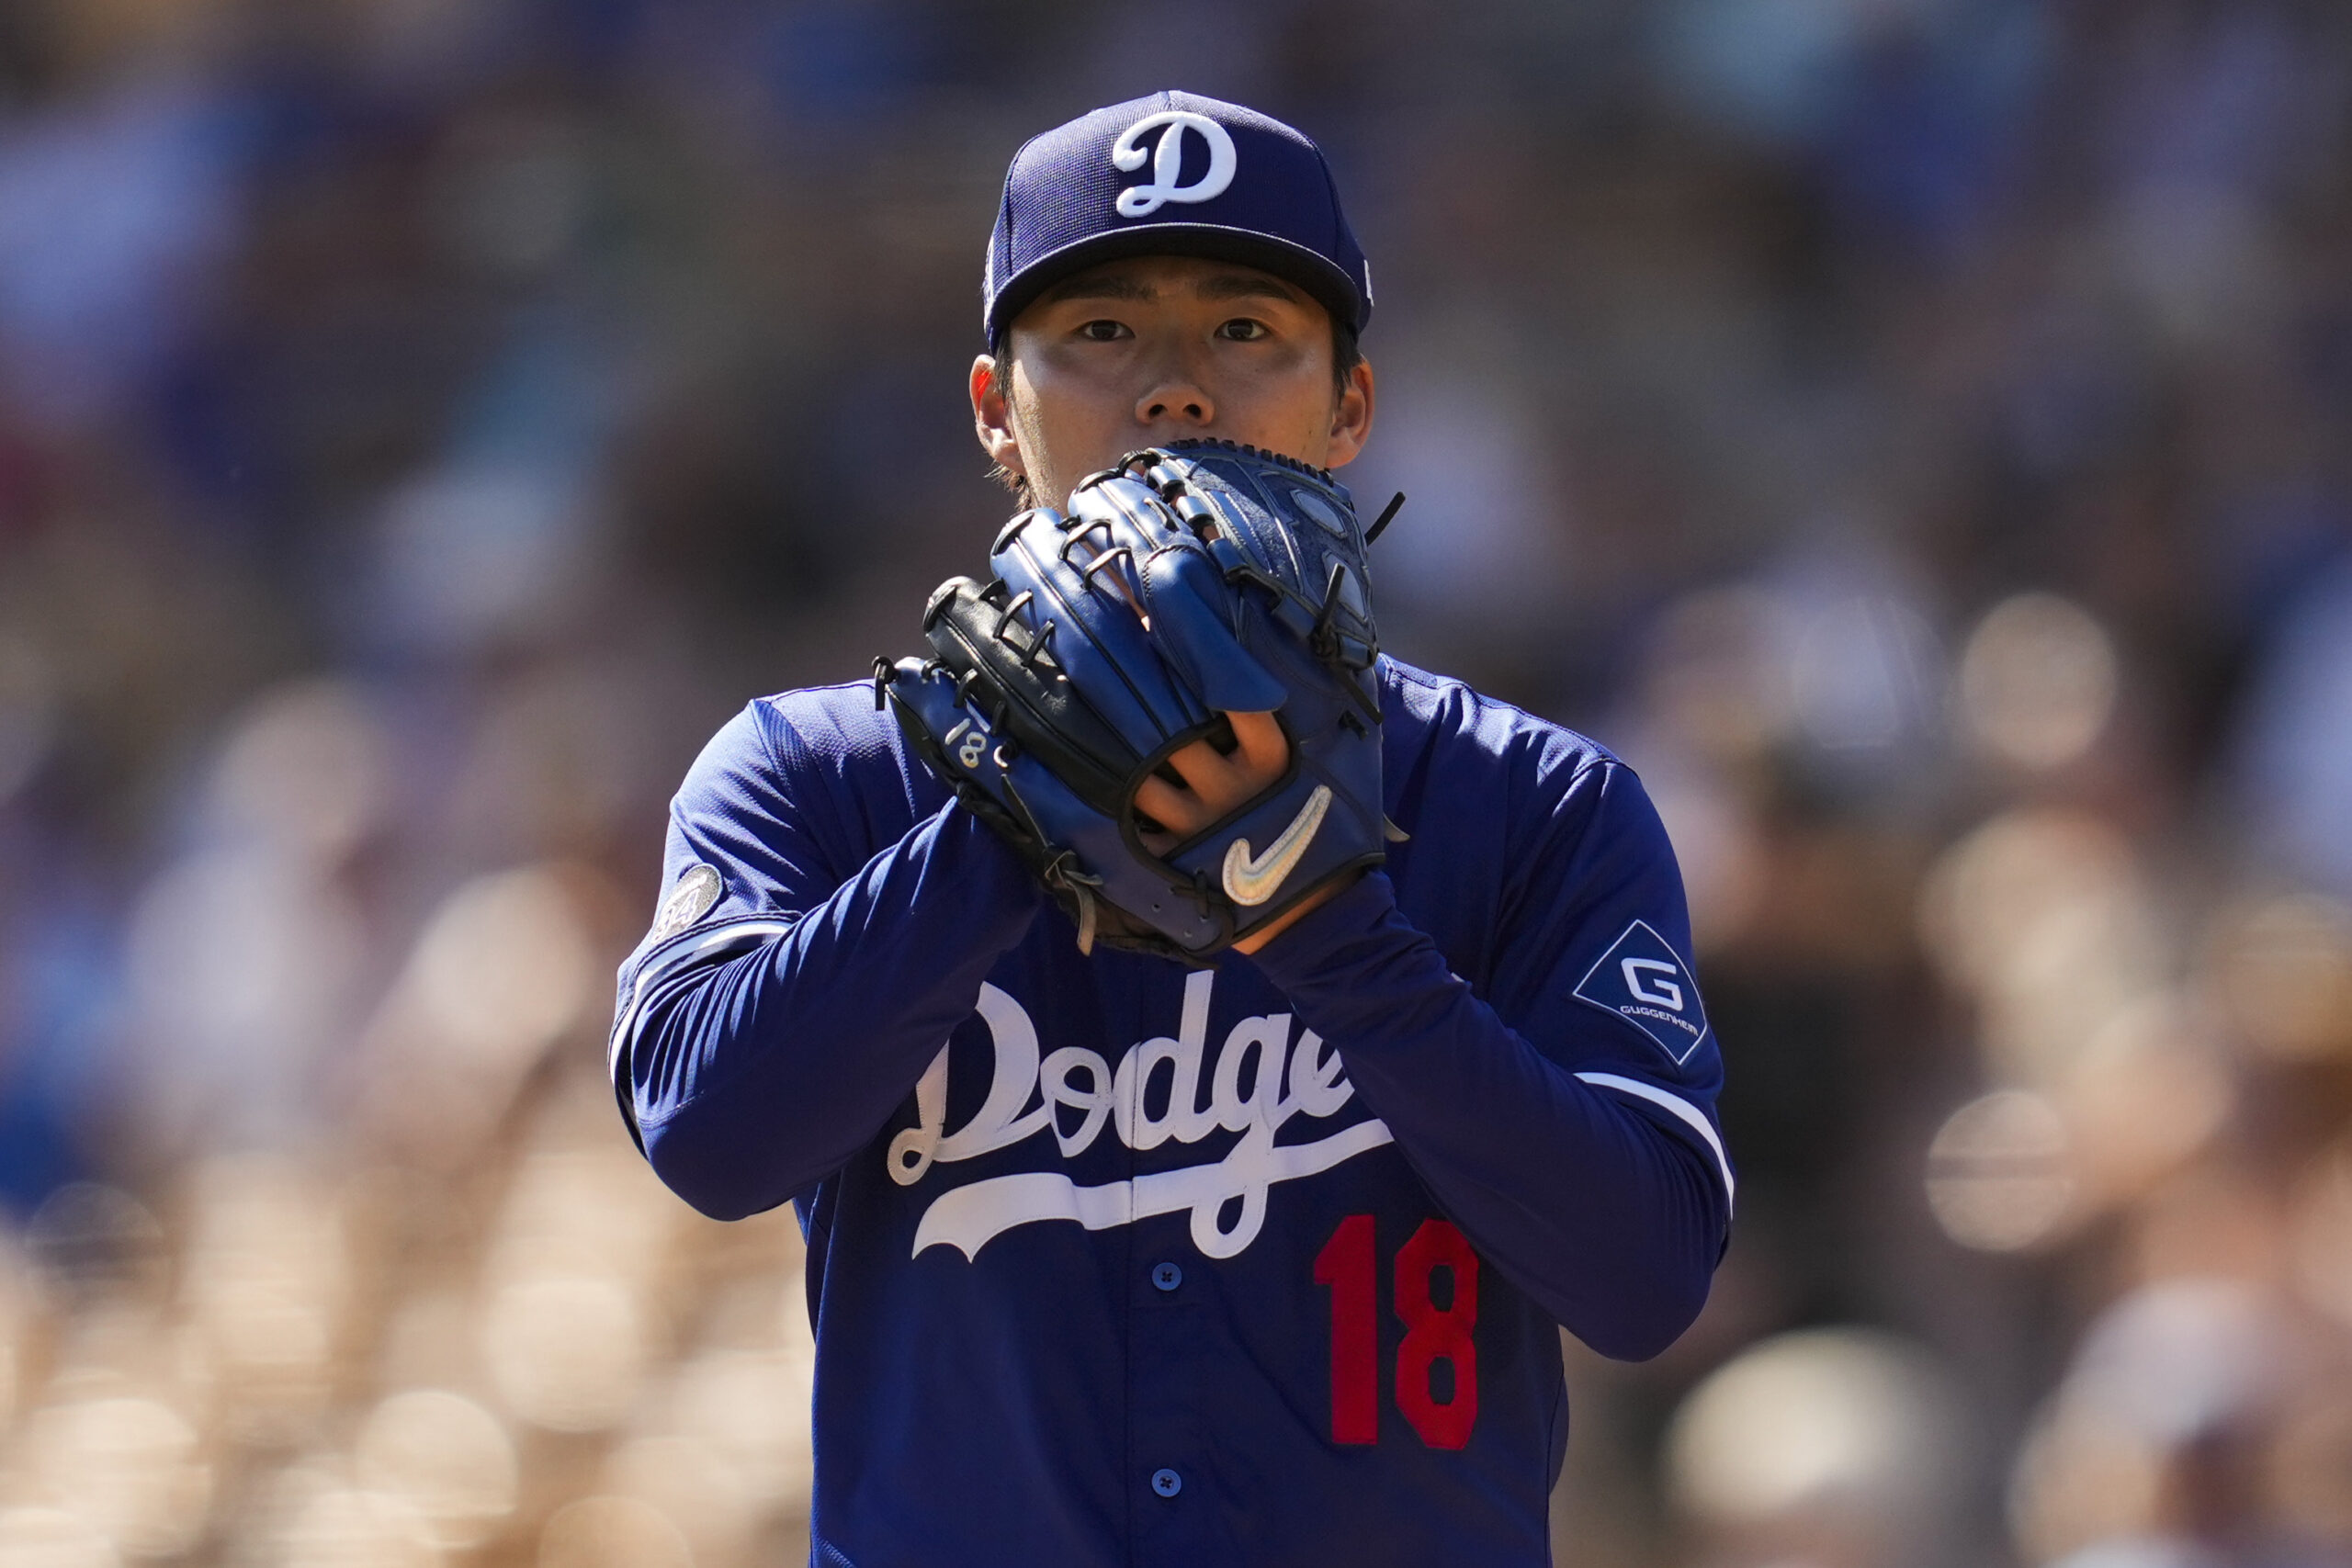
[683, 917, 798, 954]
[610, 918, 798, 1072]
[1574, 1071, 1736, 1212]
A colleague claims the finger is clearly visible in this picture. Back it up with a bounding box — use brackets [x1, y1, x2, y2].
[1226, 711, 1289, 781]
[1162, 738, 1253, 813]
[1135, 773, 1208, 838]
[1136, 716, 1290, 845]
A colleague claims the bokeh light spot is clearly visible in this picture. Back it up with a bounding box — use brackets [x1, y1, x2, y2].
[2205, 893, 2352, 1063]
[272, 1486, 439, 1568]
[481, 1275, 646, 1434]
[1926, 1089, 2075, 1252]
[0, 1507, 120, 1568]
[1667, 1328, 1964, 1538]
[354, 1391, 518, 1551]
[537, 1496, 691, 1568]
[27, 1396, 210, 1560]
[1958, 592, 2119, 771]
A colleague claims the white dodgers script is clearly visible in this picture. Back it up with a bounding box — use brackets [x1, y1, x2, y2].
[887, 971, 1392, 1261]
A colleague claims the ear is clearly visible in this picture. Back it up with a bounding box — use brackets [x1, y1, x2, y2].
[971, 355, 1027, 478]
[1322, 356, 1375, 469]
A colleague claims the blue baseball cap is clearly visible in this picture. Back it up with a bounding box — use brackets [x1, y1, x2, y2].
[983, 90, 1373, 346]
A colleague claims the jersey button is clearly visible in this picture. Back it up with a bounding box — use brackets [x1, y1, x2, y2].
[1150, 1468, 1182, 1498]
[1150, 1261, 1182, 1292]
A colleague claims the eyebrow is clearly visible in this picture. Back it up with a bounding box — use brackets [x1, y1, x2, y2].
[1195, 273, 1301, 304]
[1038, 271, 1305, 307]
[1042, 275, 1156, 304]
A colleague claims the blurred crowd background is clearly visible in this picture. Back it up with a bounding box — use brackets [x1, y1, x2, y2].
[0, 0, 2348, 1563]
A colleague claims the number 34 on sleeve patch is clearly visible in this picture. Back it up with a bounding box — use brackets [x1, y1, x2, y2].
[650, 863, 723, 943]
[1572, 920, 1711, 1066]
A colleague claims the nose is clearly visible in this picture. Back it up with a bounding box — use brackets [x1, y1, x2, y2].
[1136, 378, 1214, 428]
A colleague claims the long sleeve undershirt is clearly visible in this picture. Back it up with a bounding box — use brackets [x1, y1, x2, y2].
[615, 670, 1729, 1363]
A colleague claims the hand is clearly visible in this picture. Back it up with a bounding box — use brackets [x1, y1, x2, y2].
[1133, 711, 1288, 842]
[1132, 711, 1351, 953]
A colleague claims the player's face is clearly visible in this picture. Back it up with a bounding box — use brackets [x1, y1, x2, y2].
[970, 255, 1375, 511]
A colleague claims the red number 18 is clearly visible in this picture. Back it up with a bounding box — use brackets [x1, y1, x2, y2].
[1312, 1214, 1479, 1449]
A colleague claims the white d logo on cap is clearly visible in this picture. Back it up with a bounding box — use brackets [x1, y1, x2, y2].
[1112, 111, 1238, 217]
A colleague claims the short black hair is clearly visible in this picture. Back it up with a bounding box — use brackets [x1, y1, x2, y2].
[986, 320, 1363, 502]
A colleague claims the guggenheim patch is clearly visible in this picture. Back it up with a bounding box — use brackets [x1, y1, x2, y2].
[1572, 920, 1710, 1066]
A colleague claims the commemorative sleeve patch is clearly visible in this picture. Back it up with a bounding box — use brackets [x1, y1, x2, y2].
[1571, 920, 1710, 1066]
[650, 863, 723, 942]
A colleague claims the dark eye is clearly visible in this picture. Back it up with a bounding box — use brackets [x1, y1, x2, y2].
[1218, 318, 1270, 342]
[1078, 320, 1129, 342]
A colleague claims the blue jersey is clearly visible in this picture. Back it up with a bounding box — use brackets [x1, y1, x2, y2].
[610, 657, 1732, 1567]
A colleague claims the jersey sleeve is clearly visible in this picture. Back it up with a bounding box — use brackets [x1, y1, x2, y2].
[608, 694, 1045, 1220]
[1243, 754, 1729, 1361]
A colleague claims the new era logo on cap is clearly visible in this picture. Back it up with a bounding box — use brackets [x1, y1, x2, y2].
[984, 90, 1372, 345]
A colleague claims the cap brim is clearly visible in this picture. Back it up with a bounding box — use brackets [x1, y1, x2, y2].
[987, 224, 1365, 345]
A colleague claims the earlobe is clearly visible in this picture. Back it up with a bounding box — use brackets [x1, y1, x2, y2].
[1324, 358, 1376, 469]
[971, 354, 1028, 476]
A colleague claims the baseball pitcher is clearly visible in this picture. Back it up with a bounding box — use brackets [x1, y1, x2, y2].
[610, 90, 1732, 1566]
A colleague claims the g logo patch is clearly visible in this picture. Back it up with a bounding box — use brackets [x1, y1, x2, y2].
[1112, 111, 1238, 217]
[1573, 920, 1710, 1066]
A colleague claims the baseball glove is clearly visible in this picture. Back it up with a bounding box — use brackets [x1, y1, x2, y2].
[876, 439, 1398, 961]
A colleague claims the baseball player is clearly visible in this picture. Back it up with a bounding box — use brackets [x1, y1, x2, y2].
[610, 91, 1731, 1565]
